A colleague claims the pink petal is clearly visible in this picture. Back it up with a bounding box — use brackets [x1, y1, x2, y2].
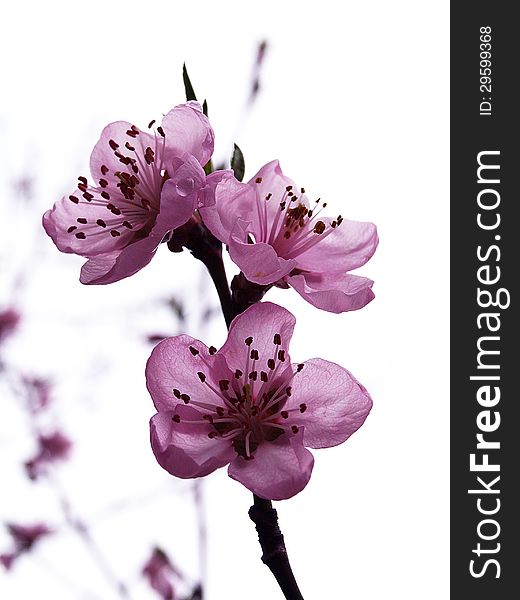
[247, 160, 297, 222]
[219, 302, 296, 375]
[229, 221, 297, 285]
[228, 430, 314, 500]
[90, 121, 155, 185]
[160, 102, 214, 168]
[162, 154, 207, 202]
[295, 219, 378, 273]
[287, 358, 372, 449]
[79, 236, 160, 284]
[198, 171, 255, 243]
[289, 272, 375, 313]
[150, 408, 235, 479]
[146, 335, 230, 413]
[43, 195, 134, 257]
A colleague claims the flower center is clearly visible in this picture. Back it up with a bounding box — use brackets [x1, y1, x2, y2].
[252, 178, 344, 261]
[171, 336, 307, 460]
[65, 121, 169, 243]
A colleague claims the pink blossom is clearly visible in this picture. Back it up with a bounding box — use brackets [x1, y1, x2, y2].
[142, 547, 182, 600]
[147, 302, 372, 500]
[22, 376, 52, 413]
[1, 523, 52, 570]
[43, 102, 214, 284]
[25, 431, 72, 480]
[200, 161, 378, 313]
[0, 308, 20, 344]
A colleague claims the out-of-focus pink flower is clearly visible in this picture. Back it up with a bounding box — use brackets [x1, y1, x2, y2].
[25, 431, 72, 480]
[1, 523, 52, 570]
[147, 302, 372, 500]
[142, 547, 182, 600]
[22, 376, 52, 413]
[200, 161, 378, 313]
[43, 102, 214, 284]
[0, 308, 20, 344]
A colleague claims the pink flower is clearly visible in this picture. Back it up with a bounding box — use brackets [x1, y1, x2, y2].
[43, 102, 214, 284]
[25, 431, 72, 480]
[200, 161, 378, 313]
[147, 302, 372, 500]
[1, 523, 52, 570]
[0, 308, 20, 344]
[142, 547, 182, 600]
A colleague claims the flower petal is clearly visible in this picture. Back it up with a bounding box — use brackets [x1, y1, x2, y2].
[160, 102, 214, 168]
[247, 160, 297, 222]
[89, 121, 155, 185]
[199, 171, 256, 243]
[220, 302, 296, 376]
[289, 272, 375, 313]
[228, 429, 314, 500]
[43, 193, 135, 257]
[295, 219, 378, 273]
[79, 236, 158, 284]
[229, 220, 297, 285]
[150, 409, 235, 479]
[146, 335, 231, 413]
[287, 358, 372, 449]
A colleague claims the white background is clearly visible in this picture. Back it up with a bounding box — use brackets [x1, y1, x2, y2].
[0, 1, 449, 599]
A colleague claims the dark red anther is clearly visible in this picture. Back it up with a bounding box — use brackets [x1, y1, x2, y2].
[197, 372, 206, 382]
[67, 226, 77, 233]
[69, 195, 79, 204]
[77, 218, 87, 224]
[101, 165, 109, 175]
[75, 232, 86, 239]
[180, 394, 190, 404]
[189, 346, 199, 356]
[173, 389, 181, 398]
[109, 139, 119, 150]
[96, 219, 107, 228]
[245, 336, 253, 346]
[110, 230, 121, 237]
[172, 414, 181, 423]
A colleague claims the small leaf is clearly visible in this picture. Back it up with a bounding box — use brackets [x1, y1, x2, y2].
[202, 99, 208, 116]
[182, 63, 197, 102]
[231, 144, 245, 182]
[203, 159, 213, 176]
